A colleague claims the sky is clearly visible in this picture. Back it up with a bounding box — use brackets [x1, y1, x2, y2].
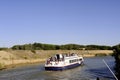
[0, 0, 120, 47]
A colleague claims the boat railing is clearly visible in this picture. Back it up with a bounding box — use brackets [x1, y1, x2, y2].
[46, 53, 81, 65]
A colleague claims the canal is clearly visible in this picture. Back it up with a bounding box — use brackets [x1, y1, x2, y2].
[0, 56, 115, 80]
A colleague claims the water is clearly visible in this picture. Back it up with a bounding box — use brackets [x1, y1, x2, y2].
[0, 56, 115, 80]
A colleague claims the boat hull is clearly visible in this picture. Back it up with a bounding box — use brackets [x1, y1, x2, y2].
[45, 63, 82, 71]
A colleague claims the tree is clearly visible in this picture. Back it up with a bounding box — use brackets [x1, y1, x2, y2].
[112, 44, 120, 80]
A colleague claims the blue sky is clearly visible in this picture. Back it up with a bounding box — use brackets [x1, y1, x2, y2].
[0, 0, 120, 47]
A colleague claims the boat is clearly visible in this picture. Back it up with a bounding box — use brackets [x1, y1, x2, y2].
[45, 53, 84, 71]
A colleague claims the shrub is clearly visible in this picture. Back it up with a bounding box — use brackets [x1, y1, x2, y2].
[31, 50, 36, 54]
[95, 53, 107, 56]
[0, 63, 5, 70]
[23, 56, 28, 59]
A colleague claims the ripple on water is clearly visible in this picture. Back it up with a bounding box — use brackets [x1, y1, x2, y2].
[0, 56, 115, 80]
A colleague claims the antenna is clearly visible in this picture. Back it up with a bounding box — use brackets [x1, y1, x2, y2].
[103, 59, 118, 80]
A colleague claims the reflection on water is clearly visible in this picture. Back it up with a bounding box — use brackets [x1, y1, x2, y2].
[43, 66, 91, 80]
[85, 56, 115, 80]
[0, 56, 115, 80]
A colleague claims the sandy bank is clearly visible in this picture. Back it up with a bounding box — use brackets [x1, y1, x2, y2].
[0, 50, 113, 69]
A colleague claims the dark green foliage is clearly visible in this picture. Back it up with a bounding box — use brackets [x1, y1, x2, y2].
[31, 50, 36, 54]
[12, 45, 25, 50]
[0, 47, 8, 50]
[60, 44, 85, 50]
[112, 44, 120, 61]
[33, 43, 43, 50]
[86, 45, 112, 50]
[95, 53, 107, 56]
[112, 44, 120, 79]
[11, 43, 112, 50]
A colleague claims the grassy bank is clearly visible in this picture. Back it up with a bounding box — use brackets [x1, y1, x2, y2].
[0, 50, 113, 70]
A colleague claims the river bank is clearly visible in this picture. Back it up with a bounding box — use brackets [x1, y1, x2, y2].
[0, 50, 113, 70]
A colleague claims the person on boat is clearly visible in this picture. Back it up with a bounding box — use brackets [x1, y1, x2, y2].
[46, 58, 51, 64]
[62, 55, 64, 61]
[50, 57, 53, 61]
[54, 56, 57, 61]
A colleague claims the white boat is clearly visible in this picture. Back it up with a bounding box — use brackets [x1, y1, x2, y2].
[45, 53, 84, 71]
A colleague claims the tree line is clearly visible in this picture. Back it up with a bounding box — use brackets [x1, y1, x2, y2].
[10, 43, 112, 50]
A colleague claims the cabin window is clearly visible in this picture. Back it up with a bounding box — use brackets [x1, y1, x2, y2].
[69, 59, 78, 63]
[79, 59, 82, 61]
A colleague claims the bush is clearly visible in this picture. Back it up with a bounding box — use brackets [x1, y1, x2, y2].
[0, 63, 5, 70]
[23, 56, 28, 59]
[31, 50, 36, 54]
[95, 53, 107, 57]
